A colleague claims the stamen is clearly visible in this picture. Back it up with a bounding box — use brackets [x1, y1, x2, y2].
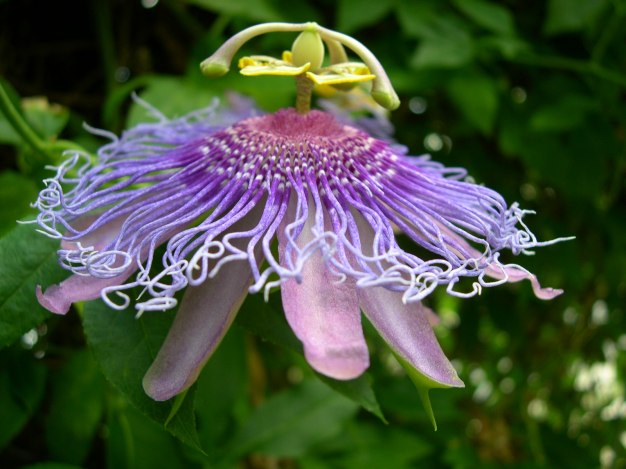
[200, 22, 400, 112]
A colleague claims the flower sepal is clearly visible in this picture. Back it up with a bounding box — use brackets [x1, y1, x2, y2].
[394, 352, 455, 431]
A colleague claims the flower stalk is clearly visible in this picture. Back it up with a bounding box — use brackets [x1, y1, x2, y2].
[295, 74, 314, 113]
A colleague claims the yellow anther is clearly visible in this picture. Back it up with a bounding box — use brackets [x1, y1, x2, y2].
[306, 71, 375, 86]
[238, 55, 310, 77]
[306, 62, 375, 86]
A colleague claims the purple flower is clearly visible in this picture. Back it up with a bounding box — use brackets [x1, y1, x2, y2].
[32, 22, 569, 402]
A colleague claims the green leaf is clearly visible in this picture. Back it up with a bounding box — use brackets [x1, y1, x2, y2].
[0, 349, 47, 450]
[22, 97, 70, 141]
[0, 223, 66, 349]
[530, 96, 597, 132]
[82, 300, 202, 451]
[126, 75, 293, 127]
[337, 0, 393, 33]
[544, 0, 609, 35]
[447, 70, 499, 134]
[317, 373, 386, 423]
[106, 399, 193, 469]
[0, 89, 69, 145]
[45, 350, 106, 465]
[336, 422, 432, 467]
[187, 0, 282, 22]
[194, 326, 248, 454]
[452, 0, 516, 36]
[126, 76, 221, 127]
[223, 380, 358, 460]
[478, 36, 530, 59]
[395, 1, 441, 39]
[411, 33, 475, 70]
[499, 109, 612, 200]
[0, 171, 38, 236]
[20, 464, 85, 469]
[237, 293, 386, 421]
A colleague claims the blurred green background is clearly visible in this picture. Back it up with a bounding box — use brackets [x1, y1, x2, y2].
[0, 0, 625, 468]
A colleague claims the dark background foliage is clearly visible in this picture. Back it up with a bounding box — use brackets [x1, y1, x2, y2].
[1, 0, 625, 468]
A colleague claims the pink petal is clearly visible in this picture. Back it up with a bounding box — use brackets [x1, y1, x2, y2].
[278, 206, 369, 381]
[141, 204, 265, 402]
[142, 260, 252, 401]
[358, 286, 464, 388]
[36, 266, 136, 315]
[61, 215, 125, 251]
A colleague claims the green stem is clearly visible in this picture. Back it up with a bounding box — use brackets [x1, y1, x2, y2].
[295, 75, 314, 114]
[0, 80, 49, 161]
[511, 54, 626, 88]
[523, 401, 547, 465]
[93, 0, 116, 93]
[163, 0, 206, 39]
[592, 0, 626, 64]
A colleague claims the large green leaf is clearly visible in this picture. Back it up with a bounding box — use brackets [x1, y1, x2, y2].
[0, 171, 38, 236]
[0, 223, 66, 349]
[222, 379, 358, 461]
[82, 300, 201, 451]
[45, 350, 106, 465]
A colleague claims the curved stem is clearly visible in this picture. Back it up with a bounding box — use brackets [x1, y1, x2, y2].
[201, 22, 311, 76]
[315, 25, 400, 109]
[0, 80, 49, 161]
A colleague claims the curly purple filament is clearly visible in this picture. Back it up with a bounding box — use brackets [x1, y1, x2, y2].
[32, 98, 569, 400]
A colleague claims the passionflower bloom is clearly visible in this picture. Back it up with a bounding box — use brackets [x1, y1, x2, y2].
[33, 23, 569, 403]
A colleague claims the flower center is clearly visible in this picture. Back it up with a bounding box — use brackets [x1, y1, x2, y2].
[246, 108, 347, 138]
[199, 108, 394, 190]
